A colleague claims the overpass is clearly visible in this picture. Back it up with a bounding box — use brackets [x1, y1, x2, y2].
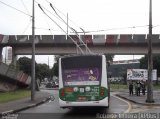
[0, 34, 159, 90]
[0, 34, 160, 63]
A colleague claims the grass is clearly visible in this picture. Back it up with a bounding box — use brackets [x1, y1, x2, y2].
[153, 84, 160, 90]
[110, 84, 128, 89]
[0, 89, 31, 103]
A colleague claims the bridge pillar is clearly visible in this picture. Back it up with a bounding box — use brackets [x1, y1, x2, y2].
[0, 47, 3, 63]
[12, 48, 17, 68]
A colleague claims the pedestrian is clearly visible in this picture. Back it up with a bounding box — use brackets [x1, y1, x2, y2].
[129, 82, 133, 95]
[141, 82, 146, 95]
[137, 81, 141, 96]
[134, 82, 138, 96]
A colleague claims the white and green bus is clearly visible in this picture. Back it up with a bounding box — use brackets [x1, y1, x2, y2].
[59, 55, 110, 108]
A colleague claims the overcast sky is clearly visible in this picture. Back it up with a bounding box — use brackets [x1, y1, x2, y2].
[1, 0, 159, 65]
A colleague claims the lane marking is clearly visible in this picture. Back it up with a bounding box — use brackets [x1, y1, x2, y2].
[111, 94, 132, 113]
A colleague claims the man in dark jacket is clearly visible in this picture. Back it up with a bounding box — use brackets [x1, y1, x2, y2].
[129, 82, 133, 95]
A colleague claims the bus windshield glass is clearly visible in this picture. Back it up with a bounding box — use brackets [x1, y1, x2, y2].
[61, 56, 102, 86]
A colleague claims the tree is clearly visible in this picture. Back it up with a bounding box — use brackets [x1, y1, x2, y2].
[36, 63, 50, 81]
[51, 55, 61, 77]
[105, 54, 114, 67]
[140, 55, 160, 84]
[17, 57, 50, 82]
[17, 57, 33, 75]
[51, 63, 59, 77]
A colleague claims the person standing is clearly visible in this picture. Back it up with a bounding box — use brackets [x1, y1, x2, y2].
[137, 81, 141, 96]
[134, 82, 138, 96]
[129, 82, 133, 95]
[141, 82, 146, 95]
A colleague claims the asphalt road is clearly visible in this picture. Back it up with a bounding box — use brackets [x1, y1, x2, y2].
[17, 89, 130, 119]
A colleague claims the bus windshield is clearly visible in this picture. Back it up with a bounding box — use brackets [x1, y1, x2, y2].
[61, 55, 102, 86]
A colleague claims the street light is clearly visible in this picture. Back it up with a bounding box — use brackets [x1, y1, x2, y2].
[146, 0, 154, 103]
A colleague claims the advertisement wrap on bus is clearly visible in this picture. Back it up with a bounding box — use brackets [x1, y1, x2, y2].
[59, 55, 110, 108]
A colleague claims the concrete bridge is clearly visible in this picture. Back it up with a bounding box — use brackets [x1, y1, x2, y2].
[0, 34, 160, 62]
[0, 34, 160, 90]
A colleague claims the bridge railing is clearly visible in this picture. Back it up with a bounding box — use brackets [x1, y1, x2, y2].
[0, 34, 160, 46]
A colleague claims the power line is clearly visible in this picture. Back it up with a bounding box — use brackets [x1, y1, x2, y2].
[38, 3, 84, 54]
[20, 0, 30, 15]
[75, 25, 149, 33]
[49, 2, 93, 54]
[44, 0, 82, 30]
[40, 10, 53, 35]
[21, 18, 32, 34]
[0, 0, 31, 17]
[35, 0, 65, 26]
[35, 27, 60, 31]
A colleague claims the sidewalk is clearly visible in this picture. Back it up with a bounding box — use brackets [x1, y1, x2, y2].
[0, 91, 51, 116]
[116, 90, 160, 106]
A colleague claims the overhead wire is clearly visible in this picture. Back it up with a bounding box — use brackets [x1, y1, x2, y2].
[49, 2, 93, 54]
[41, 12, 54, 35]
[38, 3, 84, 54]
[0, 0, 31, 17]
[35, 27, 60, 32]
[35, 0, 68, 32]
[37, 0, 92, 54]
[74, 25, 149, 33]
[20, 0, 30, 15]
[44, 0, 81, 29]
[21, 18, 32, 34]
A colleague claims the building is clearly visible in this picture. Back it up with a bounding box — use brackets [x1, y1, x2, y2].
[108, 59, 140, 83]
[2, 47, 12, 64]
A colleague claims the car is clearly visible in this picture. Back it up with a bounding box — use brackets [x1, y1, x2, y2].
[45, 82, 53, 88]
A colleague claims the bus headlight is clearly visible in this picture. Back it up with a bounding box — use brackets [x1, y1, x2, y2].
[85, 87, 91, 91]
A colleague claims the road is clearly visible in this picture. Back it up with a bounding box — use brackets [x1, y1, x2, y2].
[17, 89, 130, 119]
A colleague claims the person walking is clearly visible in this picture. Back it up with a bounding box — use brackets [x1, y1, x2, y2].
[129, 82, 133, 95]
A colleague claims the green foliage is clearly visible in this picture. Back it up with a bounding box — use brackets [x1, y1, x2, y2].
[36, 63, 50, 81]
[17, 57, 33, 75]
[104, 54, 114, 66]
[140, 55, 160, 77]
[105, 54, 114, 62]
[51, 62, 59, 77]
[139, 55, 148, 69]
[17, 57, 50, 82]
[0, 90, 31, 103]
[110, 84, 128, 91]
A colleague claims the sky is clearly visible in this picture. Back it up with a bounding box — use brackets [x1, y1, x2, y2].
[1, 0, 160, 65]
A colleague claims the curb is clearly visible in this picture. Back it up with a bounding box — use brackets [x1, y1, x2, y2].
[0, 96, 53, 117]
[116, 94, 160, 106]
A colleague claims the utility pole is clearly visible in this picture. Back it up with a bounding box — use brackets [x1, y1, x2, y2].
[67, 13, 68, 36]
[146, 0, 154, 103]
[31, 0, 35, 101]
[48, 56, 50, 80]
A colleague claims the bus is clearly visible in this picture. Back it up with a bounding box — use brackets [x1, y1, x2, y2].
[59, 55, 110, 108]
